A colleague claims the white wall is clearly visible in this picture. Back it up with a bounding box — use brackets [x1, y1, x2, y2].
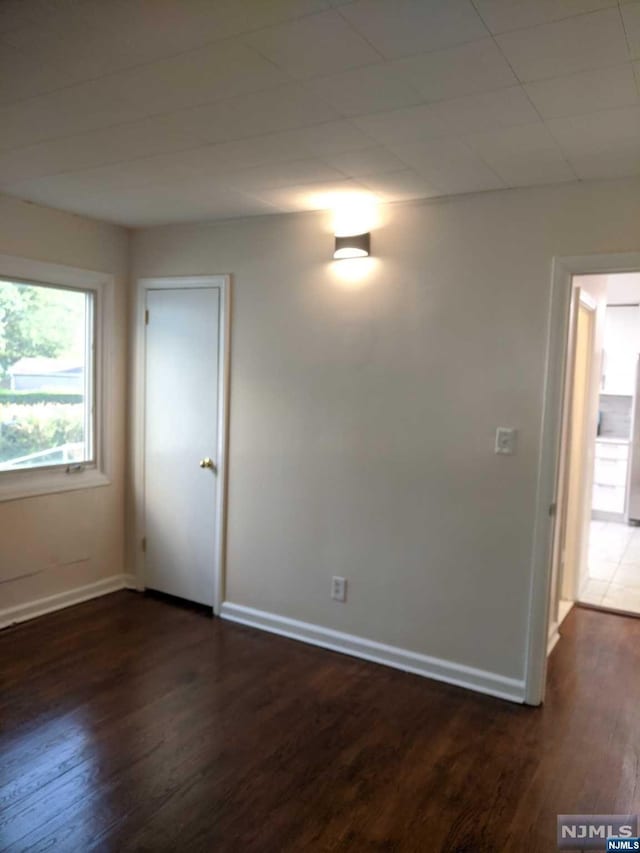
[131, 178, 640, 691]
[0, 194, 129, 615]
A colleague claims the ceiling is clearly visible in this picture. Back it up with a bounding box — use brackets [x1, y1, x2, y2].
[1, 0, 639, 227]
[605, 272, 640, 302]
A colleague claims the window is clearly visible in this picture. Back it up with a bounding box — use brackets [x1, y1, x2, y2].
[0, 278, 95, 474]
[0, 254, 111, 502]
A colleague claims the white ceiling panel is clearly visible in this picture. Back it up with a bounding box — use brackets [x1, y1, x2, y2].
[567, 146, 640, 179]
[181, 84, 340, 144]
[0, 114, 202, 184]
[466, 123, 577, 186]
[428, 87, 540, 135]
[1, 10, 133, 88]
[307, 63, 423, 117]
[525, 64, 639, 118]
[180, 135, 311, 175]
[85, 0, 250, 64]
[359, 169, 442, 201]
[20, 134, 321, 197]
[473, 0, 616, 34]
[496, 8, 629, 81]
[352, 104, 449, 145]
[0, 42, 69, 105]
[546, 103, 640, 178]
[387, 137, 506, 194]
[0, 39, 289, 152]
[244, 10, 380, 79]
[0, 75, 147, 153]
[0, 0, 638, 225]
[392, 39, 517, 103]
[225, 158, 346, 191]
[621, 2, 640, 59]
[8, 153, 203, 195]
[8, 177, 282, 226]
[0, 0, 50, 33]
[253, 179, 368, 212]
[546, 105, 640, 156]
[240, 0, 332, 30]
[114, 40, 289, 116]
[276, 121, 375, 156]
[322, 146, 408, 177]
[339, 0, 488, 59]
[0, 0, 324, 95]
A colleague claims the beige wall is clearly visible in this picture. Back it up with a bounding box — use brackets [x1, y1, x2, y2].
[0, 194, 128, 611]
[131, 178, 640, 685]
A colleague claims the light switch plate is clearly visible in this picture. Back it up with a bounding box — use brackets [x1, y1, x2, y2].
[495, 427, 517, 455]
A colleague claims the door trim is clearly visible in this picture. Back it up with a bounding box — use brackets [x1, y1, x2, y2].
[525, 253, 640, 706]
[132, 275, 231, 615]
[557, 295, 596, 603]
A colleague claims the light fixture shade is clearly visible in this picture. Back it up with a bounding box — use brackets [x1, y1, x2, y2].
[333, 232, 370, 260]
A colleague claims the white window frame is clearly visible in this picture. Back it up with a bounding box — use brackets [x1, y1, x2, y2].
[0, 253, 112, 502]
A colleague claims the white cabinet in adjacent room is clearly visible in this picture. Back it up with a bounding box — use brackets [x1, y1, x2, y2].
[601, 305, 640, 396]
[592, 439, 629, 515]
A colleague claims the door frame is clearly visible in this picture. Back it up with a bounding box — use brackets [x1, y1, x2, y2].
[132, 275, 231, 615]
[525, 252, 640, 705]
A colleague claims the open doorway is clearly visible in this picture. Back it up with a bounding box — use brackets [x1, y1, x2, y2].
[549, 272, 640, 652]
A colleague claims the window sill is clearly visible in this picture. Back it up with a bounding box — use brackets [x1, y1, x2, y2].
[0, 468, 111, 503]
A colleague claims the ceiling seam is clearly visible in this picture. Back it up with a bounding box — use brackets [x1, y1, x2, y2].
[617, 0, 640, 96]
[0, 117, 384, 190]
[1, 0, 619, 115]
[0, 4, 337, 111]
[0, 2, 626, 115]
[469, 0, 580, 183]
[473, 1, 622, 36]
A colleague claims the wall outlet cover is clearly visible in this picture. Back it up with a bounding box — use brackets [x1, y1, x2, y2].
[331, 576, 347, 602]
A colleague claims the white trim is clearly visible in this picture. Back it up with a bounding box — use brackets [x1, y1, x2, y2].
[0, 468, 110, 503]
[579, 290, 597, 310]
[220, 601, 526, 703]
[0, 573, 136, 630]
[132, 275, 231, 615]
[0, 252, 114, 502]
[525, 252, 640, 706]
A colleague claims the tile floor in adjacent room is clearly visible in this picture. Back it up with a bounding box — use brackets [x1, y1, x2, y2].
[581, 520, 640, 615]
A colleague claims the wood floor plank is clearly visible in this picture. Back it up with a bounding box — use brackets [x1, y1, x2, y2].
[1, 592, 639, 852]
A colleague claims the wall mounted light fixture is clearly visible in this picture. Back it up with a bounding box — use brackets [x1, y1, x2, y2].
[333, 232, 370, 260]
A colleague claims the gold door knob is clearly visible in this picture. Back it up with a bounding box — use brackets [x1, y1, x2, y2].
[199, 457, 215, 470]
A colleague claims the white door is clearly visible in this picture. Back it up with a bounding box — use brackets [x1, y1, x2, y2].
[144, 286, 220, 606]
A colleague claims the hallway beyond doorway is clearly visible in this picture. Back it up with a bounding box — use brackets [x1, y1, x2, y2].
[581, 520, 640, 615]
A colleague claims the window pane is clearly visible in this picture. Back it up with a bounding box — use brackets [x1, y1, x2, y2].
[0, 280, 93, 472]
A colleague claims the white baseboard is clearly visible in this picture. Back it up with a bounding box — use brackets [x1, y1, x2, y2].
[0, 573, 137, 630]
[220, 601, 526, 704]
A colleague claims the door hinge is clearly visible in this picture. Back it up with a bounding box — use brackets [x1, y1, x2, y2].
[141, 536, 147, 552]
[145, 309, 149, 325]
[549, 502, 557, 518]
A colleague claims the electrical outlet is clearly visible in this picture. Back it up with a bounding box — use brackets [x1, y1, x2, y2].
[331, 576, 347, 602]
[495, 427, 517, 455]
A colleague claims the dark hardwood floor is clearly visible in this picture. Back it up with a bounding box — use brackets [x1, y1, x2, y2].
[1, 593, 639, 852]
